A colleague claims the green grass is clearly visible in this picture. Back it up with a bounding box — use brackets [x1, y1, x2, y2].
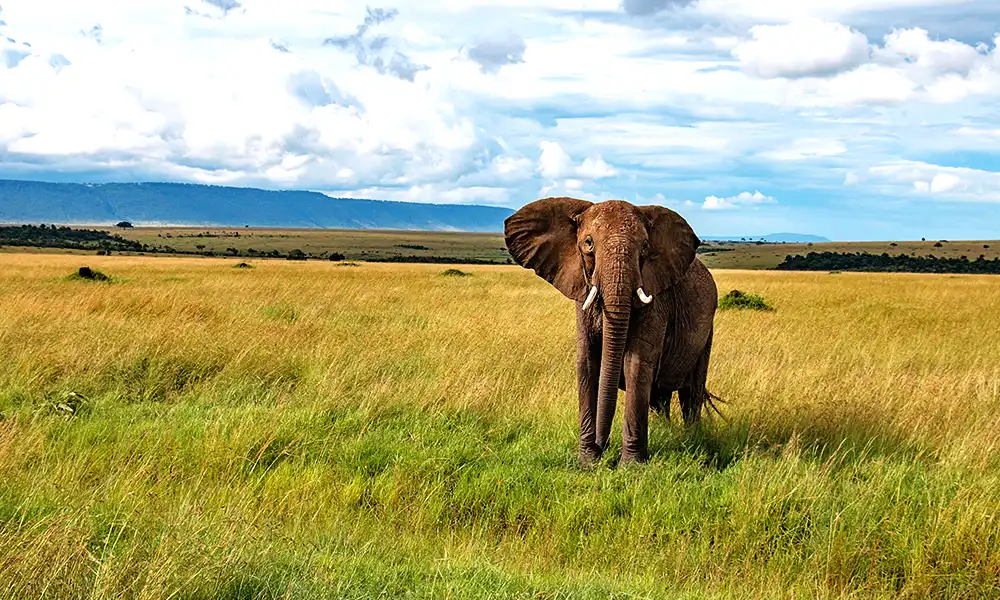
[1, 255, 1000, 598]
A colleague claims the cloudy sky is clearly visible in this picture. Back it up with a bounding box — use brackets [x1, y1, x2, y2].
[2, 0, 1000, 240]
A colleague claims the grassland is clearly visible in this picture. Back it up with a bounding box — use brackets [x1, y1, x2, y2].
[101, 226, 512, 263]
[1, 254, 1000, 598]
[7, 225, 1000, 270]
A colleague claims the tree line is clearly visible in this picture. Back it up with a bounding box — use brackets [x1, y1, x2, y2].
[775, 251, 1000, 274]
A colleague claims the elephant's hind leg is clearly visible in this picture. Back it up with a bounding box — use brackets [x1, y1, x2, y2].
[680, 330, 713, 426]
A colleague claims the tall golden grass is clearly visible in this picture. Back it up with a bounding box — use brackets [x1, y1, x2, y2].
[1, 253, 999, 598]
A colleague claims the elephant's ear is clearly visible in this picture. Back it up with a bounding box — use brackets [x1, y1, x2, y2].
[504, 197, 594, 301]
[637, 205, 700, 296]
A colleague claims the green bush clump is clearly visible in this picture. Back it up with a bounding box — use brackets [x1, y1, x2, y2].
[718, 289, 773, 311]
[440, 269, 471, 277]
[68, 266, 111, 282]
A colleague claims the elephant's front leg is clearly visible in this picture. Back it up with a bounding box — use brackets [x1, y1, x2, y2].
[576, 309, 601, 464]
[620, 350, 657, 464]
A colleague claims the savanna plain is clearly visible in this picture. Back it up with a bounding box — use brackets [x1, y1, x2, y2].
[1, 253, 1000, 599]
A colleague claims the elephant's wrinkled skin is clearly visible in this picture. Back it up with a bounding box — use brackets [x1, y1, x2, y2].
[504, 197, 718, 465]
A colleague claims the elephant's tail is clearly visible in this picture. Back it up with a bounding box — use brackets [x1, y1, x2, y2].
[704, 389, 729, 422]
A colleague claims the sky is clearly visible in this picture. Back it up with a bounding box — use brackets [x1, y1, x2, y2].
[1, 1, 1000, 240]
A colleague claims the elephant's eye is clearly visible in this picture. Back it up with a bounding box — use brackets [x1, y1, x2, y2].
[582, 236, 594, 253]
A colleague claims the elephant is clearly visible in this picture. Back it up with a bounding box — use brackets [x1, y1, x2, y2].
[504, 197, 718, 465]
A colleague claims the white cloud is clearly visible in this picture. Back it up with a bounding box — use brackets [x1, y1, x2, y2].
[866, 160, 1000, 202]
[537, 141, 618, 180]
[733, 19, 871, 78]
[702, 190, 777, 210]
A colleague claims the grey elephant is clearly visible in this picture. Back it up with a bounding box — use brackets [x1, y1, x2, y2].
[504, 197, 718, 465]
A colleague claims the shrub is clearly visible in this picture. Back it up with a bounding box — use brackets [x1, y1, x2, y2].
[69, 266, 111, 282]
[440, 269, 470, 277]
[718, 289, 773, 312]
[233, 262, 255, 269]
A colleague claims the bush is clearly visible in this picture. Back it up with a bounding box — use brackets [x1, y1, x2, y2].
[440, 269, 471, 277]
[233, 262, 255, 269]
[69, 266, 111, 282]
[718, 289, 773, 312]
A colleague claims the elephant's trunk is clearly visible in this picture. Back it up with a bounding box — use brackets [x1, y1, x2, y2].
[594, 261, 632, 452]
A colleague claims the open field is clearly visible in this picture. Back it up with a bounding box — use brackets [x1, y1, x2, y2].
[104, 227, 1000, 268]
[5, 225, 1000, 269]
[2, 254, 1000, 598]
[100, 226, 512, 263]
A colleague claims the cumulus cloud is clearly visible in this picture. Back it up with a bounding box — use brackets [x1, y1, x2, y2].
[733, 19, 871, 78]
[703, 190, 776, 210]
[323, 6, 428, 82]
[286, 71, 359, 109]
[538, 141, 617, 180]
[866, 160, 1000, 201]
[872, 27, 988, 86]
[464, 35, 526, 74]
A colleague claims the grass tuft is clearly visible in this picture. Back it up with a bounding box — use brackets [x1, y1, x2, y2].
[440, 268, 471, 277]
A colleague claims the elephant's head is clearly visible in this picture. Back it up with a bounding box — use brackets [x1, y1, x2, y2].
[504, 197, 700, 453]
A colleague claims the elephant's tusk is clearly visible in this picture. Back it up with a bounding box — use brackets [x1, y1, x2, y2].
[637, 287, 653, 304]
[582, 285, 598, 311]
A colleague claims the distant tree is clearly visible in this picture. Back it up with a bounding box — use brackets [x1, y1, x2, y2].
[327, 252, 346, 261]
[195, 244, 206, 251]
[890, 243, 898, 247]
[287, 249, 307, 261]
[934, 242, 943, 248]
[115, 221, 133, 229]
[922, 237, 926, 242]
[985, 244, 991, 250]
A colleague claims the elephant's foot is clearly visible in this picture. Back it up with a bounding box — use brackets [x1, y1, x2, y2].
[620, 447, 649, 464]
[579, 443, 603, 466]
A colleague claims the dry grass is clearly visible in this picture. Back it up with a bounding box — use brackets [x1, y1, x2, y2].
[1, 253, 1000, 598]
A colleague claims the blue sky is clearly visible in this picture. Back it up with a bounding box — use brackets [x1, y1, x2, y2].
[1, 1, 1000, 240]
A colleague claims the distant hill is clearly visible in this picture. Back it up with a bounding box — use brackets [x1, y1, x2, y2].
[0, 179, 514, 232]
[705, 233, 832, 243]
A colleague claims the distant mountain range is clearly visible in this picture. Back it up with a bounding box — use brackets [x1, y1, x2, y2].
[0, 179, 514, 232]
[704, 233, 832, 243]
[0, 179, 833, 241]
